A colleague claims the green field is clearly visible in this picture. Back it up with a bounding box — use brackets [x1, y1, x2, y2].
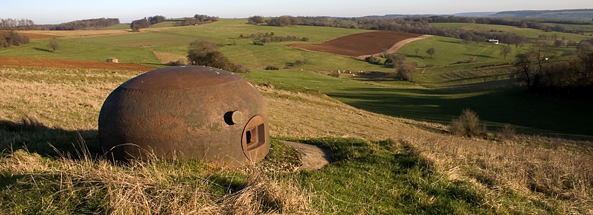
[0, 39, 159, 65]
[101, 24, 130, 30]
[396, 36, 522, 67]
[75, 32, 198, 47]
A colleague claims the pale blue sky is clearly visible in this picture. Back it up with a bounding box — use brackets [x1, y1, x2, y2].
[1, 0, 591, 24]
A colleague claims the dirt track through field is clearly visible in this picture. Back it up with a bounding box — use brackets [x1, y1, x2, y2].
[357, 35, 432, 59]
[0, 56, 156, 71]
[288, 31, 430, 58]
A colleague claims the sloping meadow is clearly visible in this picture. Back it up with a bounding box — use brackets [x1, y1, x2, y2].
[0, 67, 592, 214]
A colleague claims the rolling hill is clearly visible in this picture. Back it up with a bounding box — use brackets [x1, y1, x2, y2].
[1, 18, 593, 214]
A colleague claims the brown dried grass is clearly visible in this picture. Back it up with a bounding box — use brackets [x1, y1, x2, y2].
[1, 67, 592, 212]
[18, 27, 178, 39]
[152, 51, 187, 65]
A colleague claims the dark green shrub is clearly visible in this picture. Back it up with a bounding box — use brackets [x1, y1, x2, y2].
[365, 56, 382, 65]
[265, 66, 279, 70]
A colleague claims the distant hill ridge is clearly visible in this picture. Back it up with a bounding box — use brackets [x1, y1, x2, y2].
[384, 9, 593, 20]
[491, 8, 593, 20]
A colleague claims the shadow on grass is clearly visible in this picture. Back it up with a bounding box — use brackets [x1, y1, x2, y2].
[326, 85, 593, 139]
[32, 47, 53, 53]
[0, 118, 100, 158]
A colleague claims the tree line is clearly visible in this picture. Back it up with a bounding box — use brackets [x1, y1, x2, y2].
[0, 18, 35, 30]
[240, 32, 308, 45]
[186, 39, 249, 73]
[36, 18, 120, 30]
[131, 16, 166, 30]
[427, 16, 583, 34]
[261, 16, 530, 45]
[0, 31, 30, 48]
[174, 14, 219, 27]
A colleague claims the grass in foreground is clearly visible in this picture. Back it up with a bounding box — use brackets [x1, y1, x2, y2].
[1, 66, 592, 214]
[0, 140, 313, 214]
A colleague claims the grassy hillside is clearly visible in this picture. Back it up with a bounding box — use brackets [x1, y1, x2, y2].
[395, 36, 521, 67]
[102, 24, 130, 30]
[0, 39, 160, 66]
[1, 66, 592, 214]
[242, 69, 593, 138]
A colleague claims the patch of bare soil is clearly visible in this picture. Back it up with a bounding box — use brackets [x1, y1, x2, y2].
[17, 32, 59, 39]
[288, 31, 430, 58]
[0, 56, 155, 71]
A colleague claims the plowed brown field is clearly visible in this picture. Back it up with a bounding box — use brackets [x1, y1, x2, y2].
[17, 33, 59, 39]
[0, 56, 156, 71]
[288, 31, 428, 58]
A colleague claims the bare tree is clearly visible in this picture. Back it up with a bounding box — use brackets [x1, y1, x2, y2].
[576, 41, 592, 54]
[397, 62, 417, 81]
[514, 53, 534, 88]
[500, 45, 512, 59]
[48, 38, 60, 52]
[554, 40, 565, 48]
[414, 48, 420, 56]
[426, 47, 436, 58]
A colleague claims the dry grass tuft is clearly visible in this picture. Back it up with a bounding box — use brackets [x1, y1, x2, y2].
[222, 169, 315, 214]
[0, 148, 315, 214]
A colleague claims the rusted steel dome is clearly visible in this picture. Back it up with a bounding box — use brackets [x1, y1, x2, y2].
[98, 66, 269, 167]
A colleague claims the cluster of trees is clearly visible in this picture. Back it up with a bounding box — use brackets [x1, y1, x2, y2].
[175, 14, 219, 26]
[240, 32, 275, 39]
[264, 16, 530, 45]
[37, 18, 120, 30]
[0, 31, 29, 48]
[130, 18, 150, 30]
[259, 35, 308, 43]
[149, 16, 166, 25]
[187, 39, 249, 73]
[131, 16, 165, 30]
[383, 53, 417, 81]
[0, 31, 30, 48]
[240, 32, 307, 45]
[0, 18, 35, 30]
[247, 16, 265, 25]
[364, 53, 417, 80]
[515, 42, 593, 99]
